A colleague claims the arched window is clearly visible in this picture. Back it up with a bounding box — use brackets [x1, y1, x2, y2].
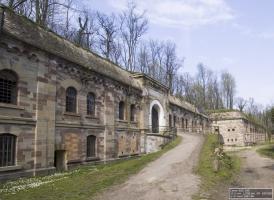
[87, 135, 96, 157]
[0, 69, 18, 104]
[66, 87, 77, 113]
[152, 105, 159, 133]
[118, 101, 125, 120]
[0, 134, 16, 167]
[87, 92, 95, 115]
[130, 104, 136, 121]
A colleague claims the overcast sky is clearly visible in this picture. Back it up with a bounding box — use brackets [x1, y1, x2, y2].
[80, 0, 274, 106]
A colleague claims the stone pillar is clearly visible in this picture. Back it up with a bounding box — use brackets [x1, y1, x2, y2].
[34, 60, 57, 174]
[104, 90, 116, 159]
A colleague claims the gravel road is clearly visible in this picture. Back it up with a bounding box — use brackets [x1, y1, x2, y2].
[212, 146, 274, 200]
[237, 147, 274, 188]
[95, 133, 204, 200]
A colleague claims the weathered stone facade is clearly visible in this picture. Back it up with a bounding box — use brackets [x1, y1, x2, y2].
[0, 7, 210, 180]
[210, 111, 267, 146]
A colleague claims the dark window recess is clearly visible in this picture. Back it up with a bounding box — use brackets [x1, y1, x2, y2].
[66, 87, 77, 113]
[0, 134, 16, 167]
[173, 115, 176, 127]
[87, 93, 95, 115]
[152, 106, 159, 133]
[118, 101, 125, 120]
[0, 70, 17, 104]
[87, 135, 96, 157]
[181, 118, 185, 128]
[169, 114, 172, 127]
[130, 104, 136, 121]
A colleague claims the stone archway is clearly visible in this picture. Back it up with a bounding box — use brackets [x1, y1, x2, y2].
[149, 100, 165, 133]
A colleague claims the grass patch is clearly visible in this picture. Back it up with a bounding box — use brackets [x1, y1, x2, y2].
[194, 134, 241, 199]
[257, 144, 274, 159]
[0, 136, 181, 200]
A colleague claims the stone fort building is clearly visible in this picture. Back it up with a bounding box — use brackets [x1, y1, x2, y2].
[210, 111, 267, 146]
[0, 7, 211, 180]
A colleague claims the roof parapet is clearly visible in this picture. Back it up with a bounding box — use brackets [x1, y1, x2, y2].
[168, 95, 208, 119]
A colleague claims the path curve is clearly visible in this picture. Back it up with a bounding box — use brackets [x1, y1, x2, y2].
[213, 146, 274, 200]
[95, 133, 204, 200]
[237, 147, 274, 188]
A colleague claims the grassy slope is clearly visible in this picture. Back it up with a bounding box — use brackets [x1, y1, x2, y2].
[194, 134, 241, 199]
[0, 136, 182, 200]
[257, 144, 274, 159]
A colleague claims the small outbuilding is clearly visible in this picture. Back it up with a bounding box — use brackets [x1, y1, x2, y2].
[210, 110, 267, 146]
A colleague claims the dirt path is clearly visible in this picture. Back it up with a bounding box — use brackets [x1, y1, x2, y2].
[213, 147, 274, 200]
[95, 133, 204, 200]
[236, 147, 274, 188]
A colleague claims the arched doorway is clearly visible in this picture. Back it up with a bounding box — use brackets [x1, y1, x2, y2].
[149, 100, 165, 133]
[152, 105, 159, 133]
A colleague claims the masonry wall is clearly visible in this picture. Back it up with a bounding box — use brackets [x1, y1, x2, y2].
[169, 104, 210, 134]
[0, 35, 56, 179]
[213, 116, 267, 147]
[0, 33, 142, 180]
[213, 119, 245, 146]
[0, 7, 211, 180]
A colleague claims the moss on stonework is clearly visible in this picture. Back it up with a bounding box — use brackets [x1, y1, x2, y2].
[206, 109, 238, 114]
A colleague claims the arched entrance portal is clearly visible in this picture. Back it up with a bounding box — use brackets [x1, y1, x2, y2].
[152, 105, 159, 133]
[149, 100, 165, 133]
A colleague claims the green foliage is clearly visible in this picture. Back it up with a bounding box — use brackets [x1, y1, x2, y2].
[195, 134, 241, 193]
[0, 137, 182, 200]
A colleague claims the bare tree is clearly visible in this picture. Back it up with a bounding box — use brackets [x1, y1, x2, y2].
[235, 97, 247, 112]
[181, 72, 194, 103]
[212, 76, 222, 109]
[74, 11, 97, 50]
[110, 41, 123, 65]
[137, 42, 150, 73]
[120, 2, 148, 71]
[4, 0, 28, 9]
[196, 63, 208, 108]
[35, 0, 52, 27]
[245, 98, 262, 116]
[148, 39, 164, 80]
[221, 71, 236, 109]
[59, 0, 75, 40]
[1, 0, 34, 17]
[96, 12, 117, 59]
[162, 41, 182, 93]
